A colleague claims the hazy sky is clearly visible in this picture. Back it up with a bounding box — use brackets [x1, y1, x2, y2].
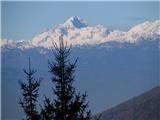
[2, 1, 159, 40]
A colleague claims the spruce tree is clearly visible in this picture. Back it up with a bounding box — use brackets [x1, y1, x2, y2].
[41, 35, 91, 120]
[19, 58, 41, 120]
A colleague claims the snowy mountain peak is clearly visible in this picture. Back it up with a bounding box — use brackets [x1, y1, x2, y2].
[62, 16, 88, 29]
[126, 20, 160, 41]
[129, 20, 160, 34]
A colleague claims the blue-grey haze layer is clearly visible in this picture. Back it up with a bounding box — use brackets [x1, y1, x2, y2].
[2, 39, 159, 119]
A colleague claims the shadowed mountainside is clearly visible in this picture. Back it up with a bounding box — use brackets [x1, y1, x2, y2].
[97, 86, 160, 120]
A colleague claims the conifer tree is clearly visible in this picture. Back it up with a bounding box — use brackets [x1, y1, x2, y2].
[19, 58, 41, 120]
[41, 35, 91, 120]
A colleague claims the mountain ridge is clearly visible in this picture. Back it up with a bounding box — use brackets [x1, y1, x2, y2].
[1, 16, 160, 49]
[96, 86, 160, 120]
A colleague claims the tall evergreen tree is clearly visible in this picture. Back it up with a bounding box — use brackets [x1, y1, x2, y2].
[19, 58, 41, 120]
[41, 35, 91, 120]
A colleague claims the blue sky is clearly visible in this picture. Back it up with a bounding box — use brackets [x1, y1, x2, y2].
[2, 1, 159, 40]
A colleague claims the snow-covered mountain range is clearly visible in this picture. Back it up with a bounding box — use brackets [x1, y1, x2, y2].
[1, 16, 160, 49]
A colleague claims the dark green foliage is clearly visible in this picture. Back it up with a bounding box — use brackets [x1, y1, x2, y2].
[41, 35, 91, 120]
[92, 114, 102, 120]
[40, 96, 55, 120]
[19, 58, 41, 120]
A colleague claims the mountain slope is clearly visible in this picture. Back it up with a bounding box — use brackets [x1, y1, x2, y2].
[97, 86, 160, 120]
